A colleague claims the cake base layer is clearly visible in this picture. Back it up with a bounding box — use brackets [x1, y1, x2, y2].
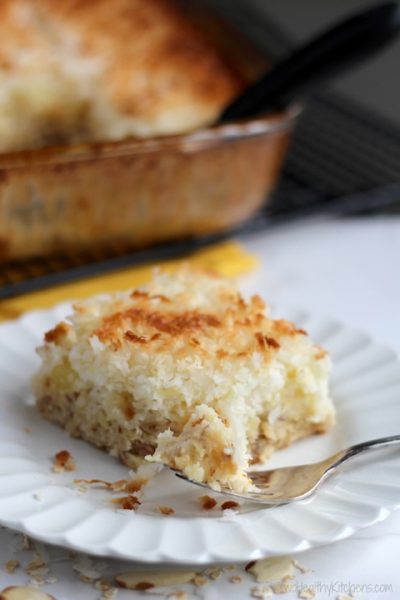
[36, 390, 332, 484]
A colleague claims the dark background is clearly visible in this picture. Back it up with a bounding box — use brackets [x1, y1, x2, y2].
[245, 0, 400, 124]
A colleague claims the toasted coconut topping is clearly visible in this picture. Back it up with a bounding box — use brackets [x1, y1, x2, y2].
[199, 495, 217, 510]
[74, 477, 149, 496]
[221, 500, 240, 510]
[157, 505, 175, 515]
[272, 320, 307, 337]
[96, 308, 221, 343]
[86, 272, 311, 361]
[44, 322, 70, 345]
[52, 450, 75, 472]
[315, 345, 328, 359]
[123, 331, 148, 344]
[265, 336, 280, 349]
[125, 478, 148, 493]
[111, 495, 141, 510]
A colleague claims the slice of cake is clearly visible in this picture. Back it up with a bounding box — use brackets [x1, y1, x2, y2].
[33, 269, 335, 492]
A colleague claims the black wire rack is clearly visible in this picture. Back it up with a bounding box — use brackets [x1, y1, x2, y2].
[1, 3, 400, 300]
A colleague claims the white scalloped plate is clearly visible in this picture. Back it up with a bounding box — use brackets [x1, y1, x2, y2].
[0, 302, 399, 565]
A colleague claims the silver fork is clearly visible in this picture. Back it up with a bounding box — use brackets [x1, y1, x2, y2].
[174, 435, 400, 505]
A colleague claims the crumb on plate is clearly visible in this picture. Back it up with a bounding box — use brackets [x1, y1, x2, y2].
[110, 495, 141, 510]
[52, 450, 75, 473]
[199, 496, 217, 510]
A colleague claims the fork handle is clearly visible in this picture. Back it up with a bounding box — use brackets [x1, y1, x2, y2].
[333, 434, 400, 468]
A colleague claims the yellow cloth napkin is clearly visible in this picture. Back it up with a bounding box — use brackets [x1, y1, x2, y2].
[0, 241, 258, 322]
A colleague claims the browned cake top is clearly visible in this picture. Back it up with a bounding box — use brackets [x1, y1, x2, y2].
[0, 0, 244, 138]
[43, 274, 315, 365]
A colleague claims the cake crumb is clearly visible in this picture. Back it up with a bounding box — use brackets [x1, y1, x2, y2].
[168, 592, 187, 600]
[100, 589, 118, 600]
[229, 575, 242, 584]
[271, 575, 293, 594]
[107, 480, 128, 492]
[25, 557, 49, 578]
[221, 500, 240, 510]
[157, 506, 175, 516]
[125, 479, 147, 493]
[74, 479, 127, 492]
[73, 480, 89, 493]
[199, 495, 217, 510]
[52, 450, 75, 473]
[4, 560, 20, 574]
[110, 495, 141, 510]
[204, 567, 223, 580]
[72, 554, 104, 582]
[128, 464, 161, 487]
[73, 477, 150, 496]
[298, 587, 316, 599]
[193, 574, 208, 586]
[95, 579, 113, 592]
[23, 536, 34, 551]
[293, 560, 313, 574]
[336, 595, 354, 600]
[251, 585, 273, 598]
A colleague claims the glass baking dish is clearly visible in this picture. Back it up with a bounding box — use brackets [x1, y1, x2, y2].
[0, 106, 299, 263]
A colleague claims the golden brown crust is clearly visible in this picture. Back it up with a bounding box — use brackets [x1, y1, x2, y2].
[44, 322, 70, 344]
[95, 308, 221, 345]
[157, 505, 175, 515]
[56, 0, 241, 111]
[272, 320, 308, 337]
[199, 495, 217, 510]
[0, 0, 243, 147]
[91, 288, 308, 362]
[221, 500, 240, 510]
[110, 495, 141, 510]
[53, 449, 75, 472]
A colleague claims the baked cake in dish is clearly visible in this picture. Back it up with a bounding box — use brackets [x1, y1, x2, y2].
[33, 269, 335, 492]
[0, 0, 243, 152]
